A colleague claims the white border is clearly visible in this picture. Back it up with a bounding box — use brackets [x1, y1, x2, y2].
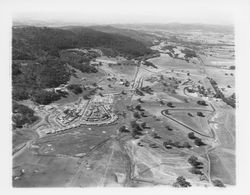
[1, 0, 250, 195]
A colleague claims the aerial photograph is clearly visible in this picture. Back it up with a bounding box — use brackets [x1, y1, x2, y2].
[11, 0, 236, 188]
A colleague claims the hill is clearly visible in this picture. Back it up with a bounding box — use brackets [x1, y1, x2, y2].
[12, 26, 153, 106]
[114, 23, 234, 34]
[13, 26, 153, 60]
[85, 25, 156, 46]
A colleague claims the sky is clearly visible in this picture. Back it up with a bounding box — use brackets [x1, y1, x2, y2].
[8, 0, 242, 26]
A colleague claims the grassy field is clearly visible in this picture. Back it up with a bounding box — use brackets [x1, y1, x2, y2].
[13, 128, 37, 149]
[200, 55, 234, 67]
[13, 148, 79, 187]
[205, 67, 235, 97]
[148, 54, 198, 70]
[209, 149, 235, 185]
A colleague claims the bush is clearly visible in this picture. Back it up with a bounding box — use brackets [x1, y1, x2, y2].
[173, 176, 191, 187]
[188, 155, 203, 168]
[194, 137, 206, 146]
[135, 105, 144, 111]
[189, 167, 203, 175]
[212, 179, 225, 187]
[143, 61, 158, 69]
[130, 120, 144, 138]
[119, 126, 129, 133]
[12, 87, 30, 101]
[31, 90, 61, 105]
[197, 100, 208, 106]
[188, 132, 196, 139]
[67, 84, 83, 94]
[133, 112, 141, 119]
[197, 112, 205, 117]
[12, 102, 39, 129]
[167, 102, 174, 107]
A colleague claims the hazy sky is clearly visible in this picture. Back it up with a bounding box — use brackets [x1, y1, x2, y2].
[11, 0, 241, 25]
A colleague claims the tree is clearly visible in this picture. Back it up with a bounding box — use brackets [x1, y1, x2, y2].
[197, 100, 207, 106]
[31, 90, 61, 105]
[12, 87, 30, 101]
[12, 102, 39, 129]
[197, 112, 205, 117]
[133, 112, 141, 119]
[83, 94, 91, 100]
[141, 112, 148, 117]
[194, 137, 206, 146]
[212, 179, 225, 187]
[173, 176, 191, 187]
[189, 167, 203, 175]
[119, 126, 129, 133]
[188, 156, 203, 168]
[66, 84, 83, 94]
[135, 89, 144, 96]
[121, 90, 127, 95]
[152, 132, 161, 139]
[188, 132, 196, 139]
[135, 105, 144, 111]
[141, 122, 147, 129]
[159, 100, 165, 105]
[137, 98, 144, 103]
[163, 140, 173, 149]
[166, 125, 173, 131]
[131, 125, 143, 137]
[130, 120, 143, 132]
[167, 102, 174, 107]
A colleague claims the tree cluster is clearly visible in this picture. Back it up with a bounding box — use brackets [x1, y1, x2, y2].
[187, 132, 206, 146]
[66, 84, 83, 95]
[173, 176, 191, 188]
[12, 102, 39, 129]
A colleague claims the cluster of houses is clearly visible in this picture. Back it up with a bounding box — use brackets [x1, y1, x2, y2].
[35, 94, 118, 137]
[83, 104, 110, 122]
[82, 94, 114, 123]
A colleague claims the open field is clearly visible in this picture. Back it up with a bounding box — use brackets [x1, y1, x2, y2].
[148, 54, 198, 70]
[205, 67, 235, 97]
[200, 55, 234, 67]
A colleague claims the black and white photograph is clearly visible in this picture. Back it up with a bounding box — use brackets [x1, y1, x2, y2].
[1, 0, 250, 192]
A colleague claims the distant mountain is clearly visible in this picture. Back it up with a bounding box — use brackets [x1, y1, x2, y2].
[85, 25, 156, 46]
[113, 23, 234, 34]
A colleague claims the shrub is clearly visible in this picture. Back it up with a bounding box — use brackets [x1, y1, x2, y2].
[173, 176, 191, 187]
[67, 84, 83, 94]
[31, 90, 61, 105]
[188, 132, 196, 139]
[12, 102, 39, 128]
[212, 179, 225, 187]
